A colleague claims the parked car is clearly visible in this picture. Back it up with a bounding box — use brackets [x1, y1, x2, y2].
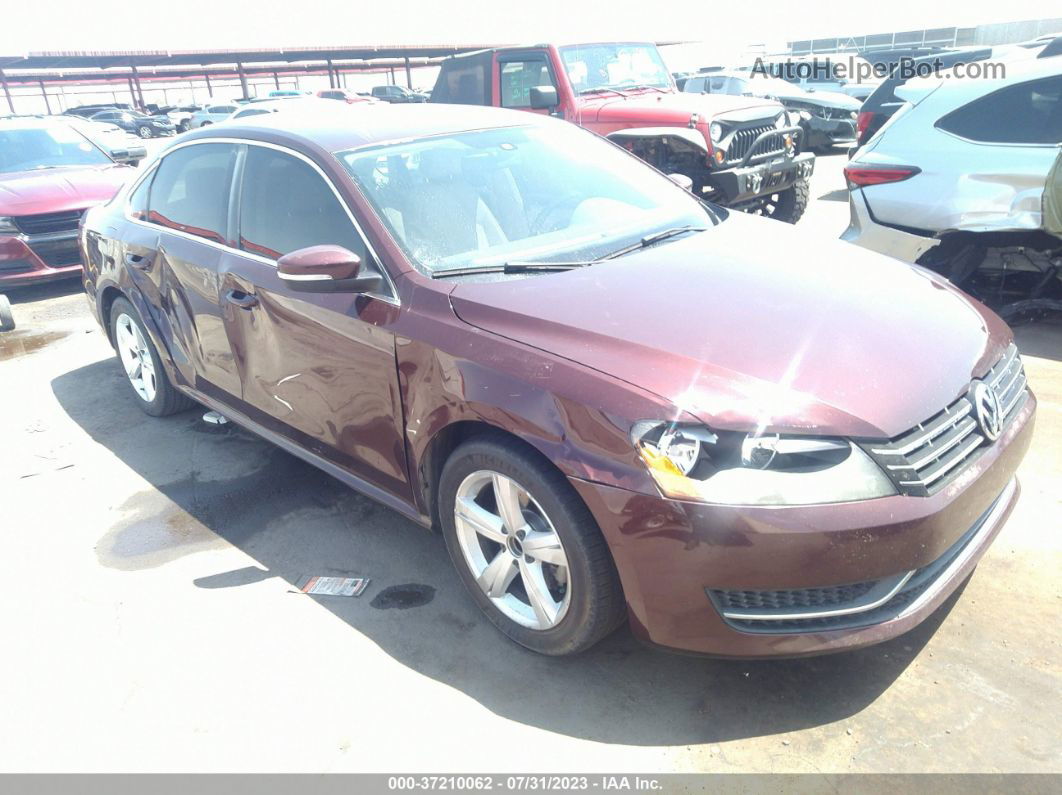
[682, 70, 861, 151]
[89, 109, 175, 138]
[160, 104, 205, 133]
[62, 103, 134, 119]
[753, 55, 881, 101]
[82, 106, 1033, 657]
[431, 42, 815, 222]
[227, 98, 331, 120]
[267, 89, 312, 98]
[62, 117, 147, 166]
[316, 88, 379, 104]
[843, 57, 1062, 314]
[1, 117, 134, 287]
[371, 85, 429, 103]
[186, 103, 241, 128]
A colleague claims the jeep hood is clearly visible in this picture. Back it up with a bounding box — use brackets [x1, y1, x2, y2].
[0, 164, 131, 217]
[585, 90, 784, 126]
[449, 213, 1009, 439]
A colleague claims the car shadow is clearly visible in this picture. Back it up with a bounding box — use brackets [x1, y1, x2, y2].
[1014, 318, 1062, 363]
[4, 278, 83, 304]
[52, 358, 959, 746]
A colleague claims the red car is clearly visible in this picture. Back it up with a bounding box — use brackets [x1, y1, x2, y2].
[81, 105, 1034, 657]
[316, 88, 379, 105]
[1, 117, 134, 287]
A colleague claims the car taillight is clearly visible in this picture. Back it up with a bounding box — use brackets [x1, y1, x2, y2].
[843, 164, 921, 188]
[856, 111, 873, 139]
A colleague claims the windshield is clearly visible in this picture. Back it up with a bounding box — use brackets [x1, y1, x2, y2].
[338, 123, 719, 276]
[559, 44, 672, 94]
[0, 126, 111, 174]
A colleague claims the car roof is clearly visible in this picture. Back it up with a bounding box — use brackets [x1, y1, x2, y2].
[180, 102, 546, 154]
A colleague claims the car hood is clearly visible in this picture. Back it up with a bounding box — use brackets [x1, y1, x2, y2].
[782, 90, 861, 110]
[587, 90, 784, 125]
[0, 164, 132, 217]
[449, 213, 1009, 439]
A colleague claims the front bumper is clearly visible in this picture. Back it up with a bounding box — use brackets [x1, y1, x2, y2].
[712, 152, 814, 203]
[0, 232, 83, 287]
[570, 393, 1035, 657]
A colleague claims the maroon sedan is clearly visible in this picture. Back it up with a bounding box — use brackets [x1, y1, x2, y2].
[81, 104, 1035, 657]
[1, 117, 133, 287]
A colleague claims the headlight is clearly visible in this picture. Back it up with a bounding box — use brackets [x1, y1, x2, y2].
[631, 421, 896, 506]
[709, 122, 723, 143]
[799, 110, 812, 121]
[0, 216, 18, 234]
[774, 114, 787, 129]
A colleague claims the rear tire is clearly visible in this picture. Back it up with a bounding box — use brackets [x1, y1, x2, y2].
[109, 297, 193, 417]
[439, 434, 626, 655]
[0, 295, 14, 332]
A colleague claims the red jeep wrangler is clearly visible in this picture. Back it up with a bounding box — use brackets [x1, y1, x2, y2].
[431, 42, 815, 222]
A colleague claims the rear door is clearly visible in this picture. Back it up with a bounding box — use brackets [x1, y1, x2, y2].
[129, 141, 243, 400]
[219, 143, 410, 499]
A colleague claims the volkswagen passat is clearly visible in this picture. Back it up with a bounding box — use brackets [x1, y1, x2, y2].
[81, 105, 1035, 656]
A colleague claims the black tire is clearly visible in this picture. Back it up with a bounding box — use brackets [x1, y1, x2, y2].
[439, 434, 626, 655]
[109, 297, 194, 417]
[177, 121, 189, 133]
[137, 125, 153, 139]
[767, 175, 810, 224]
[0, 294, 14, 332]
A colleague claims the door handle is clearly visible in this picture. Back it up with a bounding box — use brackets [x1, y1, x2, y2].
[224, 289, 259, 309]
[124, 251, 153, 270]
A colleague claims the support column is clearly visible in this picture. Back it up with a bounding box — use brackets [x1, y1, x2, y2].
[405, 57, 412, 89]
[38, 79, 51, 114]
[327, 59, 335, 88]
[204, 73, 214, 98]
[273, 71, 280, 90]
[131, 65, 146, 109]
[389, 66, 395, 85]
[0, 70, 14, 114]
[128, 77, 137, 105]
[237, 62, 248, 99]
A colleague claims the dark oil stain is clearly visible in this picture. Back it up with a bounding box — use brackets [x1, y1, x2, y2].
[371, 583, 436, 610]
[0, 329, 69, 361]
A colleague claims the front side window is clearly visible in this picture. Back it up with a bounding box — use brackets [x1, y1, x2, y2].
[560, 44, 672, 94]
[238, 146, 367, 261]
[937, 76, 1062, 145]
[0, 125, 111, 174]
[338, 123, 718, 276]
[500, 59, 555, 108]
[146, 143, 235, 242]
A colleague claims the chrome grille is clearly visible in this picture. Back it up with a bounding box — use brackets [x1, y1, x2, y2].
[724, 124, 787, 164]
[860, 344, 1028, 497]
[13, 209, 85, 236]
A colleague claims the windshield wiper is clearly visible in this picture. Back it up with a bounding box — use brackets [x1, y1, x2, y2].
[578, 87, 625, 96]
[598, 226, 709, 261]
[431, 261, 591, 279]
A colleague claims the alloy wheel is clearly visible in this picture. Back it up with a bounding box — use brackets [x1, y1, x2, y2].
[453, 470, 571, 630]
[115, 313, 157, 402]
[137, 125, 152, 138]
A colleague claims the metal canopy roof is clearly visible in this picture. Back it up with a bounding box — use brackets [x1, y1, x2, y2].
[0, 44, 498, 71]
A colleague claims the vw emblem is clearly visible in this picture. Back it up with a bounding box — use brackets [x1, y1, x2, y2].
[971, 381, 1003, 442]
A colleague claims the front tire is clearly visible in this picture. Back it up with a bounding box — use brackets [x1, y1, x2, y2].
[109, 297, 193, 417]
[0, 294, 14, 332]
[439, 435, 625, 655]
[137, 124, 153, 138]
[758, 175, 810, 224]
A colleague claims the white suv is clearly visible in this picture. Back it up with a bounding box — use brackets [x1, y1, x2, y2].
[842, 55, 1062, 312]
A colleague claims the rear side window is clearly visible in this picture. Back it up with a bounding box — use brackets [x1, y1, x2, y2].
[147, 143, 236, 243]
[937, 76, 1062, 144]
[238, 146, 367, 261]
[431, 52, 491, 104]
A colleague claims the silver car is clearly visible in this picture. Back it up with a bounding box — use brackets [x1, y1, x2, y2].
[186, 103, 241, 129]
[842, 55, 1062, 312]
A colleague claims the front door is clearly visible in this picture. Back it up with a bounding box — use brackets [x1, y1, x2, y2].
[219, 143, 410, 500]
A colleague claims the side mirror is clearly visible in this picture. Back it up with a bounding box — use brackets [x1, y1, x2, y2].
[667, 173, 694, 192]
[277, 245, 383, 294]
[529, 85, 559, 110]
